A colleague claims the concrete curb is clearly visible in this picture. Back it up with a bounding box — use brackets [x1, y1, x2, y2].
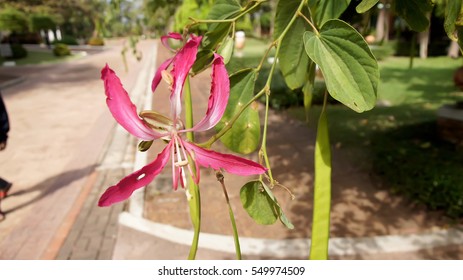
[119, 211, 463, 259]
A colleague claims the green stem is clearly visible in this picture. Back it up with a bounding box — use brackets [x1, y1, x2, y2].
[186, 0, 264, 30]
[184, 76, 201, 260]
[184, 76, 194, 142]
[216, 172, 242, 260]
[202, 0, 309, 148]
[259, 93, 275, 184]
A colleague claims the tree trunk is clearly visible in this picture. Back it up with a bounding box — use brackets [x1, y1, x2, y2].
[375, 3, 390, 42]
[448, 40, 461, 58]
[418, 13, 431, 59]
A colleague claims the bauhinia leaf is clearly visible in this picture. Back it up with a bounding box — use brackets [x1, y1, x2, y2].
[240, 181, 278, 225]
[302, 62, 316, 123]
[444, 0, 462, 41]
[216, 69, 260, 154]
[207, 0, 241, 21]
[458, 25, 463, 53]
[356, 0, 379, 13]
[261, 182, 294, 229]
[202, 0, 241, 56]
[394, 0, 433, 32]
[310, 102, 331, 260]
[303, 19, 379, 112]
[218, 36, 234, 65]
[192, 49, 214, 74]
[274, 0, 311, 89]
[312, 0, 351, 27]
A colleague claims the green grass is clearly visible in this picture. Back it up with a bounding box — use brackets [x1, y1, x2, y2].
[1, 50, 82, 66]
[286, 56, 463, 217]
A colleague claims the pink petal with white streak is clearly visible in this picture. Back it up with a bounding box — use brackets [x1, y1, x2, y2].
[189, 54, 230, 132]
[151, 58, 173, 92]
[183, 141, 266, 176]
[98, 142, 172, 207]
[161, 32, 183, 50]
[170, 35, 202, 118]
[101, 64, 163, 141]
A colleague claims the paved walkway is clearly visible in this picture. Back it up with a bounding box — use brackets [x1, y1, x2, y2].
[0, 39, 156, 259]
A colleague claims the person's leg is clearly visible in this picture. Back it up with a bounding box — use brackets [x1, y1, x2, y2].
[0, 178, 11, 221]
[0, 199, 4, 221]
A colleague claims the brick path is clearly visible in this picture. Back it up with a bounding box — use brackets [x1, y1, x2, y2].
[0, 39, 157, 259]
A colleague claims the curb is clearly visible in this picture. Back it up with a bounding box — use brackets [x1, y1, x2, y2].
[119, 211, 463, 259]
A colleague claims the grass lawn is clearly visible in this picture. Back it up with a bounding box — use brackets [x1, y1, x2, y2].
[1, 50, 82, 66]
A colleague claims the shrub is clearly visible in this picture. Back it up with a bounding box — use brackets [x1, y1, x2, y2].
[372, 121, 463, 218]
[87, 37, 105, 46]
[53, 43, 71, 56]
[54, 35, 79, 46]
[10, 44, 28, 59]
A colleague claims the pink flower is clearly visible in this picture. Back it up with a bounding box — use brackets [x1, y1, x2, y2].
[98, 34, 266, 207]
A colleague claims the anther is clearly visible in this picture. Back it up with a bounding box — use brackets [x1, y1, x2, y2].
[161, 70, 174, 86]
[174, 160, 189, 167]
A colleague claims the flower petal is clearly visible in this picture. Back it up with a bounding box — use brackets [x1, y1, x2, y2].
[98, 142, 172, 207]
[161, 32, 183, 51]
[151, 57, 173, 92]
[170, 35, 202, 118]
[189, 54, 230, 132]
[102, 64, 163, 141]
[183, 141, 267, 176]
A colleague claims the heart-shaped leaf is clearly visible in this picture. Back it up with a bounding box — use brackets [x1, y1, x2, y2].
[312, 0, 351, 27]
[240, 181, 278, 225]
[394, 0, 433, 32]
[444, 0, 462, 41]
[356, 0, 379, 13]
[274, 0, 312, 89]
[260, 182, 294, 229]
[216, 69, 260, 154]
[303, 19, 379, 112]
[207, 0, 241, 21]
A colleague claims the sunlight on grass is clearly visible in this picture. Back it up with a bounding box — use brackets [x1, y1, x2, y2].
[377, 57, 463, 105]
[2, 50, 83, 66]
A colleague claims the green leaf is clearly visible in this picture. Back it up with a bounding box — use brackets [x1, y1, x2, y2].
[274, 0, 311, 89]
[279, 17, 311, 90]
[310, 104, 331, 260]
[216, 69, 260, 154]
[218, 36, 234, 65]
[303, 19, 379, 112]
[261, 183, 294, 229]
[192, 49, 214, 74]
[240, 181, 278, 225]
[394, 0, 433, 32]
[302, 62, 316, 122]
[356, 0, 379, 13]
[202, 0, 241, 52]
[207, 0, 241, 20]
[444, 0, 462, 41]
[274, 0, 302, 39]
[202, 22, 233, 51]
[458, 25, 463, 53]
[312, 0, 351, 27]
